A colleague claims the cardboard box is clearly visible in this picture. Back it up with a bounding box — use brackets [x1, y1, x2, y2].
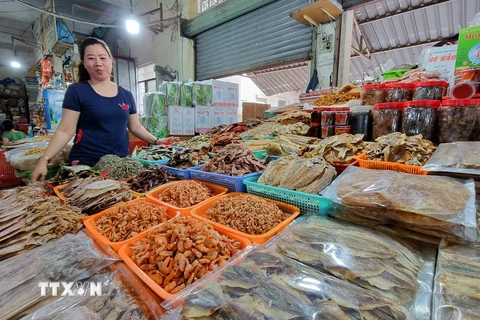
[224, 108, 239, 124]
[168, 106, 183, 135]
[212, 80, 227, 107]
[195, 105, 212, 133]
[182, 107, 195, 136]
[242, 102, 270, 121]
[226, 82, 239, 108]
[455, 26, 480, 70]
[212, 108, 226, 126]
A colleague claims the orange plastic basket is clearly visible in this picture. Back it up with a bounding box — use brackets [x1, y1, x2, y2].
[118, 220, 251, 300]
[356, 153, 428, 175]
[83, 198, 178, 252]
[190, 192, 300, 244]
[53, 183, 67, 201]
[146, 180, 228, 216]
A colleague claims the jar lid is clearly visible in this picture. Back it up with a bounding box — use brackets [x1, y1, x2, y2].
[313, 107, 324, 111]
[463, 99, 480, 107]
[363, 83, 383, 90]
[405, 100, 442, 108]
[373, 102, 405, 109]
[414, 80, 449, 87]
[351, 105, 373, 112]
[384, 82, 415, 89]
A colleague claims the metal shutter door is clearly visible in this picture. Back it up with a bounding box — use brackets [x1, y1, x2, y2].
[195, 0, 312, 80]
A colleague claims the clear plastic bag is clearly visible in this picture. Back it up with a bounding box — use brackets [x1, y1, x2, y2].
[143, 92, 167, 117]
[5, 141, 71, 171]
[422, 142, 480, 175]
[0, 231, 118, 320]
[321, 166, 478, 242]
[264, 216, 435, 319]
[162, 245, 408, 319]
[20, 262, 164, 320]
[433, 241, 480, 319]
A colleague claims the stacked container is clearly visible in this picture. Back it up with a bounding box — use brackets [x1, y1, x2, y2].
[351, 106, 373, 141]
[402, 100, 441, 141]
[372, 102, 404, 140]
[360, 84, 386, 105]
[413, 81, 449, 101]
[438, 99, 479, 143]
[385, 83, 415, 102]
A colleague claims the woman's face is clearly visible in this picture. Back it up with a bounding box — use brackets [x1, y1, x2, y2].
[82, 44, 113, 81]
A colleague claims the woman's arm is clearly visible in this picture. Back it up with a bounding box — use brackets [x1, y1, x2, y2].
[127, 115, 179, 144]
[31, 109, 80, 181]
[2, 137, 9, 145]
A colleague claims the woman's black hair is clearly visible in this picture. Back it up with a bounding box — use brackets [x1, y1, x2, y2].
[78, 37, 114, 82]
[2, 119, 14, 132]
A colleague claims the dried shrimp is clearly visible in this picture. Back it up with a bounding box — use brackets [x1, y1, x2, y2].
[158, 180, 212, 208]
[95, 199, 169, 242]
[129, 216, 242, 294]
[206, 195, 286, 235]
[23, 147, 46, 156]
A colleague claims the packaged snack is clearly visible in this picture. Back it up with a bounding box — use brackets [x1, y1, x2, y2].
[361, 83, 386, 105]
[372, 102, 404, 139]
[413, 81, 449, 100]
[385, 83, 415, 102]
[402, 100, 441, 140]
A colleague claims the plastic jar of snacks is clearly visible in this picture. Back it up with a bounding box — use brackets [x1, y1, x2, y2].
[385, 83, 414, 102]
[466, 99, 480, 141]
[402, 100, 440, 140]
[321, 107, 335, 126]
[351, 106, 373, 141]
[372, 102, 404, 140]
[361, 84, 386, 105]
[413, 81, 449, 101]
[334, 107, 351, 126]
[438, 99, 478, 143]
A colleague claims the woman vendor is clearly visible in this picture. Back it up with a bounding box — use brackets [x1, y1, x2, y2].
[2, 119, 27, 145]
[32, 38, 178, 181]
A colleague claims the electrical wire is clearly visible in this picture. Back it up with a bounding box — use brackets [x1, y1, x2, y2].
[13, 0, 180, 28]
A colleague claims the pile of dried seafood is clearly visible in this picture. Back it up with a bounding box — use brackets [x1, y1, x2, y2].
[312, 92, 359, 106]
[268, 110, 311, 125]
[95, 199, 169, 242]
[0, 232, 117, 320]
[107, 157, 144, 180]
[93, 154, 123, 172]
[240, 122, 310, 140]
[135, 146, 177, 162]
[167, 149, 211, 169]
[276, 217, 428, 309]
[366, 133, 435, 166]
[259, 156, 336, 194]
[176, 135, 211, 150]
[129, 216, 242, 294]
[206, 194, 286, 235]
[61, 177, 133, 215]
[163, 248, 407, 319]
[0, 185, 84, 260]
[53, 165, 99, 185]
[157, 180, 213, 208]
[433, 243, 480, 319]
[302, 133, 365, 163]
[129, 166, 176, 194]
[202, 144, 265, 176]
[210, 132, 241, 151]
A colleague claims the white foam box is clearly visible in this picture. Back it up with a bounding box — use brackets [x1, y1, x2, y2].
[195, 105, 212, 133]
[225, 82, 239, 108]
[212, 108, 226, 126]
[182, 106, 196, 136]
[168, 106, 183, 135]
[212, 80, 227, 107]
[224, 108, 239, 124]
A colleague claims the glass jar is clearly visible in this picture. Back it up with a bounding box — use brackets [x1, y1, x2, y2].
[402, 100, 440, 141]
[385, 83, 414, 102]
[438, 99, 478, 143]
[361, 84, 386, 105]
[413, 81, 449, 100]
[351, 106, 373, 141]
[372, 102, 404, 140]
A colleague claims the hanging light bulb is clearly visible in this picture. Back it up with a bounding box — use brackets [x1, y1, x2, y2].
[11, 61, 21, 68]
[125, 15, 140, 34]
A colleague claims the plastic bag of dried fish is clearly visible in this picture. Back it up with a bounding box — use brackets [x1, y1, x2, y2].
[422, 142, 480, 176]
[5, 141, 70, 171]
[20, 262, 164, 320]
[264, 216, 436, 319]
[0, 231, 118, 320]
[433, 242, 480, 320]
[161, 246, 408, 320]
[322, 166, 478, 242]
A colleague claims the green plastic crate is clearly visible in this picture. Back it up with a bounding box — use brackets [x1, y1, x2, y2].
[133, 156, 168, 167]
[243, 176, 331, 216]
[382, 68, 412, 80]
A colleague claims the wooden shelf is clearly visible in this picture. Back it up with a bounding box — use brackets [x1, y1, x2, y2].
[291, 0, 343, 26]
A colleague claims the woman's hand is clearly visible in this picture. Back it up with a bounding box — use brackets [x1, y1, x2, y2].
[157, 137, 180, 145]
[31, 159, 48, 182]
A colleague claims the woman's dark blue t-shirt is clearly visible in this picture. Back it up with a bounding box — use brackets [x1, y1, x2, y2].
[63, 82, 137, 166]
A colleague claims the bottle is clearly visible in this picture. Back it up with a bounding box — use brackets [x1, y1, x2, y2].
[27, 126, 33, 138]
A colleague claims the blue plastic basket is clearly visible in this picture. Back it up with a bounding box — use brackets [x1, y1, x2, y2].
[187, 167, 262, 192]
[265, 155, 281, 164]
[164, 166, 196, 179]
[243, 176, 331, 216]
[134, 157, 169, 167]
[173, 146, 185, 151]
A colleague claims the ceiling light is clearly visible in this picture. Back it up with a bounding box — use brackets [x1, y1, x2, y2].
[11, 61, 21, 68]
[126, 16, 140, 34]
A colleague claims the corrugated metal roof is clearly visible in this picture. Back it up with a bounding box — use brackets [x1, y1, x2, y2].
[247, 62, 310, 96]
[350, 0, 480, 81]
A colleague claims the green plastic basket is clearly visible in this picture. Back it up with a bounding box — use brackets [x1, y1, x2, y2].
[252, 150, 267, 160]
[133, 156, 168, 167]
[243, 176, 331, 216]
[15, 167, 59, 181]
[382, 68, 412, 80]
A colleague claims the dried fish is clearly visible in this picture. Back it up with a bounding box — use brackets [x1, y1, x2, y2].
[302, 133, 365, 164]
[268, 110, 311, 125]
[167, 149, 211, 169]
[259, 155, 336, 194]
[176, 135, 211, 150]
[135, 146, 177, 161]
[106, 157, 144, 180]
[366, 132, 435, 166]
[92, 154, 122, 172]
[240, 122, 310, 140]
[210, 132, 241, 151]
[202, 144, 265, 176]
[129, 166, 177, 193]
